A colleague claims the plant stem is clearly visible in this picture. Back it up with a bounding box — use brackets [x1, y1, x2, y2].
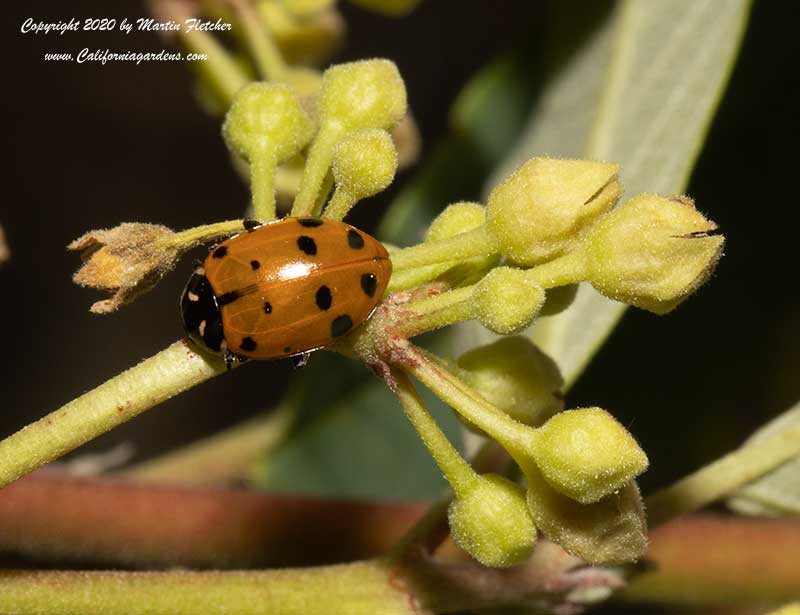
[0, 473, 424, 568]
[0, 546, 621, 615]
[0, 562, 411, 615]
[170, 219, 246, 247]
[619, 514, 800, 606]
[160, 2, 249, 105]
[0, 340, 227, 489]
[250, 152, 278, 221]
[389, 227, 495, 272]
[645, 424, 800, 527]
[230, 0, 288, 81]
[392, 369, 477, 498]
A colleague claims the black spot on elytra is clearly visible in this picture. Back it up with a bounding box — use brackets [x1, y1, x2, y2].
[361, 273, 377, 297]
[243, 219, 261, 231]
[250, 260, 260, 270]
[264, 301, 272, 314]
[298, 218, 323, 227]
[297, 236, 317, 255]
[217, 290, 240, 305]
[331, 314, 353, 338]
[283, 346, 292, 353]
[239, 337, 257, 352]
[212, 246, 228, 259]
[315, 286, 332, 310]
[347, 230, 364, 249]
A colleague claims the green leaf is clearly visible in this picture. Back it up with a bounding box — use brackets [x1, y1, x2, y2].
[728, 400, 800, 518]
[458, 0, 752, 385]
[252, 352, 463, 500]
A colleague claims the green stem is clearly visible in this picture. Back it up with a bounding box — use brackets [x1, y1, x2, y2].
[645, 424, 800, 527]
[0, 550, 613, 615]
[524, 250, 586, 289]
[291, 125, 341, 217]
[163, 4, 248, 105]
[322, 187, 357, 221]
[0, 562, 411, 615]
[250, 152, 278, 222]
[395, 286, 474, 337]
[390, 227, 496, 272]
[230, 0, 288, 81]
[0, 340, 227, 489]
[170, 219, 246, 248]
[311, 171, 335, 217]
[392, 369, 477, 498]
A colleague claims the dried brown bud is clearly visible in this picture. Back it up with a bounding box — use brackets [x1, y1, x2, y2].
[69, 223, 179, 314]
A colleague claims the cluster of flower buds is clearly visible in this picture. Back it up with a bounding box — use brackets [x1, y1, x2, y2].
[363, 154, 724, 567]
[67, 48, 725, 573]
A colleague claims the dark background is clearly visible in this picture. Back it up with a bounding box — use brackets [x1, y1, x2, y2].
[1, 0, 798, 499]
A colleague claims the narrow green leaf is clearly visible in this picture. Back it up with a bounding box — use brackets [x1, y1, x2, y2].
[728, 400, 800, 518]
[463, 0, 752, 385]
[252, 352, 462, 500]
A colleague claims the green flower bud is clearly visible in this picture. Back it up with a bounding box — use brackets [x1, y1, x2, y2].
[293, 59, 407, 216]
[486, 158, 620, 265]
[473, 268, 545, 334]
[259, 1, 344, 67]
[524, 463, 648, 564]
[448, 474, 537, 568]
[584, 194, 724, 314]
[223, 83, 313, 164]
[332, 129, 398, 199]
[223, 83, 314, 220]
[319, 59, 407, 133]
[457, 336, 564, 427]
[324, 129, 398, 220]
[425, 202, 486, 242]
[532, 408, 649, 504]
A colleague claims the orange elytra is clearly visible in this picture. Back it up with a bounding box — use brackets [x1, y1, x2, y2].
[180, 217, 391, 367]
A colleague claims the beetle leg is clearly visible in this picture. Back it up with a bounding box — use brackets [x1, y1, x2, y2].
[224, 348, 236, 371]
[291, 352, 311, 370]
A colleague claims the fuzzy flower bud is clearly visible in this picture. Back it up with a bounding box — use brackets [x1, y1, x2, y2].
[326, 129, 398, 219]
[69, 223, 179, 314]
[473, 267, 545, 334]
[333, 131, 398, 196]
[223, 83, 313, 164]
[532, 408, 649, 504]
[319, 59, 407, 133]
[486, 158, 620, 265]
[258, 1, 344, 67]
[425, 202, 486, 242]
[293, 59, 407, 216]
[525, 463, 648, 564]
[224, 83, 314, 220]
[448, 473, 537, 568]
[584, 194, 724, 314]
[457, 336, 564, 427]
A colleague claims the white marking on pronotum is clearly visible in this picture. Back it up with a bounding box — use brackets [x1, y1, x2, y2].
[198, 320, 206, 336]
[188, 291, 200, 302]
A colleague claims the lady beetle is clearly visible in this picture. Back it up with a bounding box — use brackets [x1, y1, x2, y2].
[180, 217, 391, 367]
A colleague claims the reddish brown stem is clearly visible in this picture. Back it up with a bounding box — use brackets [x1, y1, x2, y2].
[620, 514, 800, 606]
[0, 473, 425, 568]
